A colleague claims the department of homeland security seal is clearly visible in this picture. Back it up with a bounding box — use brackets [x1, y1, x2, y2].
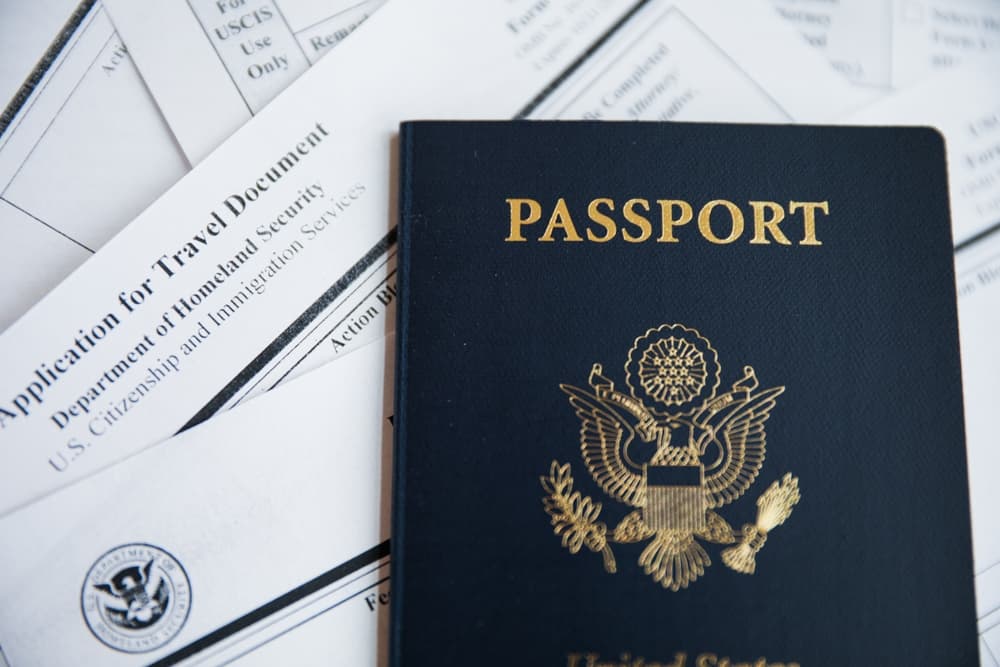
[81, 543, 191, 653]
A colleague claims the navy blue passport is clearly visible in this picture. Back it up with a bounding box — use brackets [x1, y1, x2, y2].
[391, 121, 978, 666]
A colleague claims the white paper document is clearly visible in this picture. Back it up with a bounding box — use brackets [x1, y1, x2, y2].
[0, 0, 383, 333]
[105, 0, 387, 163]
[956, 234, 1000, 667]
[0, 2, 189, 332]
[891, 0, 1000, 86]
[0, 0, 868, 517]
[0, 335, 392, 666]
[0, 0, 81, 106]
[772, 0, 895, 88]
[527, 0, 873, 123]
[772, 0, 1000, 90]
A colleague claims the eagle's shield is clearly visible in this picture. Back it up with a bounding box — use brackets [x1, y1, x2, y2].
[644, 464, 705, 533]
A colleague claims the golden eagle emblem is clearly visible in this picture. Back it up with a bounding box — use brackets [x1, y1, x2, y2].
[541, 323, 800, 590]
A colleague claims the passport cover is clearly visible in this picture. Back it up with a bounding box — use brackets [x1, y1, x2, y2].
[392, 121, 979, 666]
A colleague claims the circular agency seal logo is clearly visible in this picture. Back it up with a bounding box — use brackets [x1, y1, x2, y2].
[81, 543, 191, 653]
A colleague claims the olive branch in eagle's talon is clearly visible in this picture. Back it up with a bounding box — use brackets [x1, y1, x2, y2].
[541, 461, 617, 573]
